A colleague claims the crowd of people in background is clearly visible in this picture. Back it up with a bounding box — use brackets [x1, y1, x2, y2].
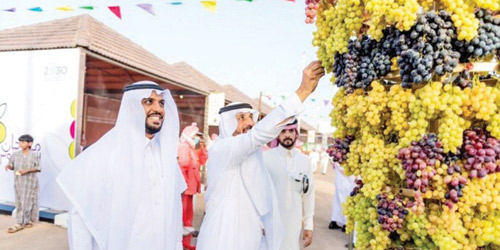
[2, 61, 359, 250]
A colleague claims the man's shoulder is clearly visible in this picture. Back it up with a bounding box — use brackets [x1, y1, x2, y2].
[262, 147, 279, 157]
[28, 151, 39, 158]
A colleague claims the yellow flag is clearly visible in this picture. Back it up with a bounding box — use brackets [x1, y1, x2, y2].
[200, 1, 216, 13]
[56, 5, 74, 11]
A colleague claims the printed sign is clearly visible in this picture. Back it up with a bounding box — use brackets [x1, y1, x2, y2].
[0, 48, 80, 210]
[207, 92, 225, 126]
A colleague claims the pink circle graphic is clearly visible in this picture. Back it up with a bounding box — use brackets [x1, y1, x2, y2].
[70, 120, 75, 139]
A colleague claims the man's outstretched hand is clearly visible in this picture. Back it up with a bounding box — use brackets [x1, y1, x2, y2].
[296, 60, 325, 102]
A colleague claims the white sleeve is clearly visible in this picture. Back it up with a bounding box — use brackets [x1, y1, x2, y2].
[230, 93, 304, 163]
[68, 209, 96, 250]
[303, 159, 315, 231]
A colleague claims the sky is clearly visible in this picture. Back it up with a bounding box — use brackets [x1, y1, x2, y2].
[0, 0, 337, 132]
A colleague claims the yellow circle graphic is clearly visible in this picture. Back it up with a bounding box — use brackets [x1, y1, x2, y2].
[0, 122, 5, 143]
[69, 141, 75, 159]
[70, 100, 76, 119]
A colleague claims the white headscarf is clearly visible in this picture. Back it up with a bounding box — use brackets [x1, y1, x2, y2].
[57, 81, 186, 249]
[218, 102, 259, 139]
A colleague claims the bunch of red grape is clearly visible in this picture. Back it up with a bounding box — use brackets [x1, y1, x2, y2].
[398, 134, 443, 192]
[443, 174, 467, 208]
[329, 135, 355, 163]
[305, 0, 320, 24]
[376, 193, 408, 232]
[462, 128, 500, 178]
[350, 179, 363, 197]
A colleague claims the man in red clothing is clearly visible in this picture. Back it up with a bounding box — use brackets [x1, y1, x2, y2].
[178, 124, 201, 250]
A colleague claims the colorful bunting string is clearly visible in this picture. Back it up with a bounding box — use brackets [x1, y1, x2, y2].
[6, 1, 297, 19]
[108, 6, 122, 19]
[137, 3, 155, 16]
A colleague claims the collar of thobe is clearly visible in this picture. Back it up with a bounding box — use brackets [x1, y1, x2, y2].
[145, 136, 153, 148]
[278, 144, 295, 158]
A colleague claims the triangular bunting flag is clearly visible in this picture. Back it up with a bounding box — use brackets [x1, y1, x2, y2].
[137, 4, 155, 15]
[56, 6, 74, 12]
[108, 6, 122, 19]
[169, 2, 183, 5]
[4, 8, 15, 12]
[80, 6, 95, 10]
[323, 100, 329, 106]
[286, 0, 296, 2]
[28, 7, 43, 12]
[200, 1, 217, 13]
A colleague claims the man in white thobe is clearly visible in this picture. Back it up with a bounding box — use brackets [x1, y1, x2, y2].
[309, 150, 319, 173]
[196, 61, 325, 250]
[57, 81, 186, 250]
[263, 120, 315, 250]
[330, 162, 355, 230]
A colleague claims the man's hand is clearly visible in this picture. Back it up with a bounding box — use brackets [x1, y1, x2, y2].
[19, 169, 29, 176]
[4, 165, 13, 171]
[296, 61, 325, 102]
[303, 230, 313, 247]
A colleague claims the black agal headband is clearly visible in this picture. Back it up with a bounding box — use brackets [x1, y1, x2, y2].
[124, 83, 164, 92]
[218, 103, 254, 114]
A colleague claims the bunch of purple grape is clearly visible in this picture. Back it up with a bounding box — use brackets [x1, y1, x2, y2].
[462, 128, 500, 178]
[397, 134, 443, 192]
[350, 179, 363, 197]
[376, 193, 408, 232]
[443, 174, 467, 208]
[329, 135, 355, 163]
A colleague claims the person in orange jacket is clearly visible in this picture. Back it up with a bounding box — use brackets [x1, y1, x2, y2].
[178, 124, 201, 250]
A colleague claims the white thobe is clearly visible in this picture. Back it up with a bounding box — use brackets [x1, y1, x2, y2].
[263, 145, 315, 250]
[197, 94, 304, 250]
[330, 163, 355, 226]
[68, 137, 168, 250]
[309, 152, 319, 173]
[320, 151, 329, 174]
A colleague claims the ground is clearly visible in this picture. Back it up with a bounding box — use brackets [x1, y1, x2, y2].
[0, 166, 350, 250]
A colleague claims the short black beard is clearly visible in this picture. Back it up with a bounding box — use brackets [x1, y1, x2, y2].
[146, 123, 162, 135]
[278, 138, 296, 149]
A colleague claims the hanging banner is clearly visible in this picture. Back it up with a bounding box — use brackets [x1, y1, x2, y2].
[307, 130, 316, 143]
[207, 92, 225, 126]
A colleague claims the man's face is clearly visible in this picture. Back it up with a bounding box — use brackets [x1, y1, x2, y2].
[19, 141, 32, 150]
[278, 128, 297, 149]
[233, 112, 255, 136]
[142, 91, 165, 138]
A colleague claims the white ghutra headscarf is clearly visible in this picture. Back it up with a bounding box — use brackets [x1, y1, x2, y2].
[57, 81, 186, 249]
